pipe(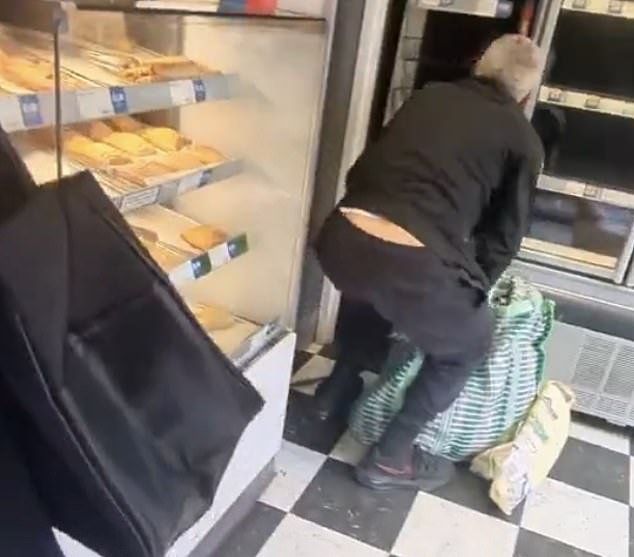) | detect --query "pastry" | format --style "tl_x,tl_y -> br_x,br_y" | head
63,132 -> 131,167
111,160 -> 172,185
122,55 -> 216,83
78,120 -> 114,142
188,145 -> 225,165
109,116 -> 144,133
102,132 -> 156,157
155,151 -> 202,172
1,58 -> 80,91
181,225 -> 228,251
187,302 -> 234,332
140,127 -> 190,151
